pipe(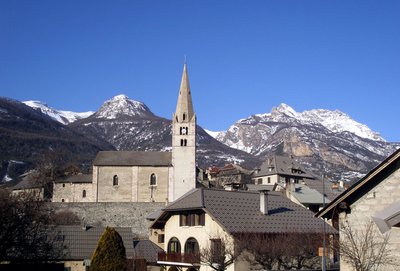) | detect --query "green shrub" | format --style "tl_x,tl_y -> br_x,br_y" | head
90,227 -> 127,271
